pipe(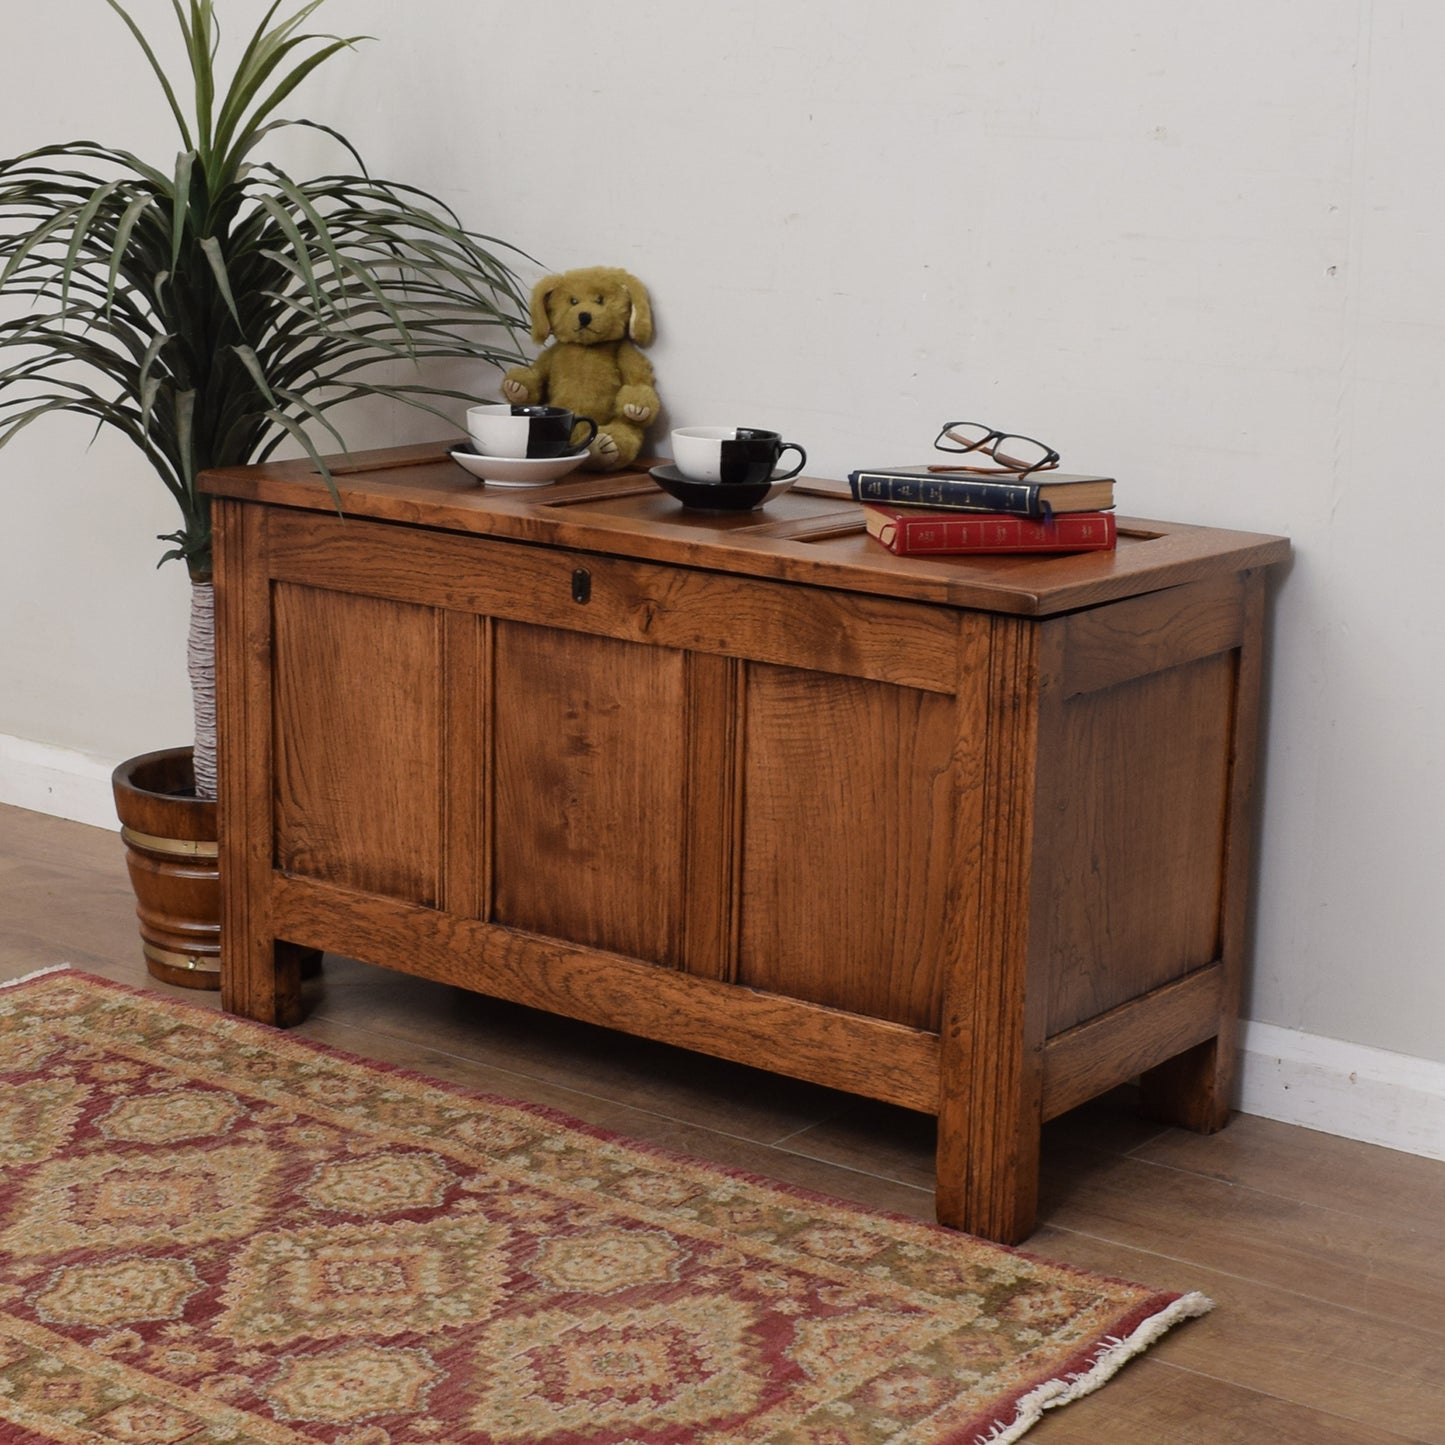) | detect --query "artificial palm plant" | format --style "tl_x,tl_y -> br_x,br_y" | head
0,0 -> 528,798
